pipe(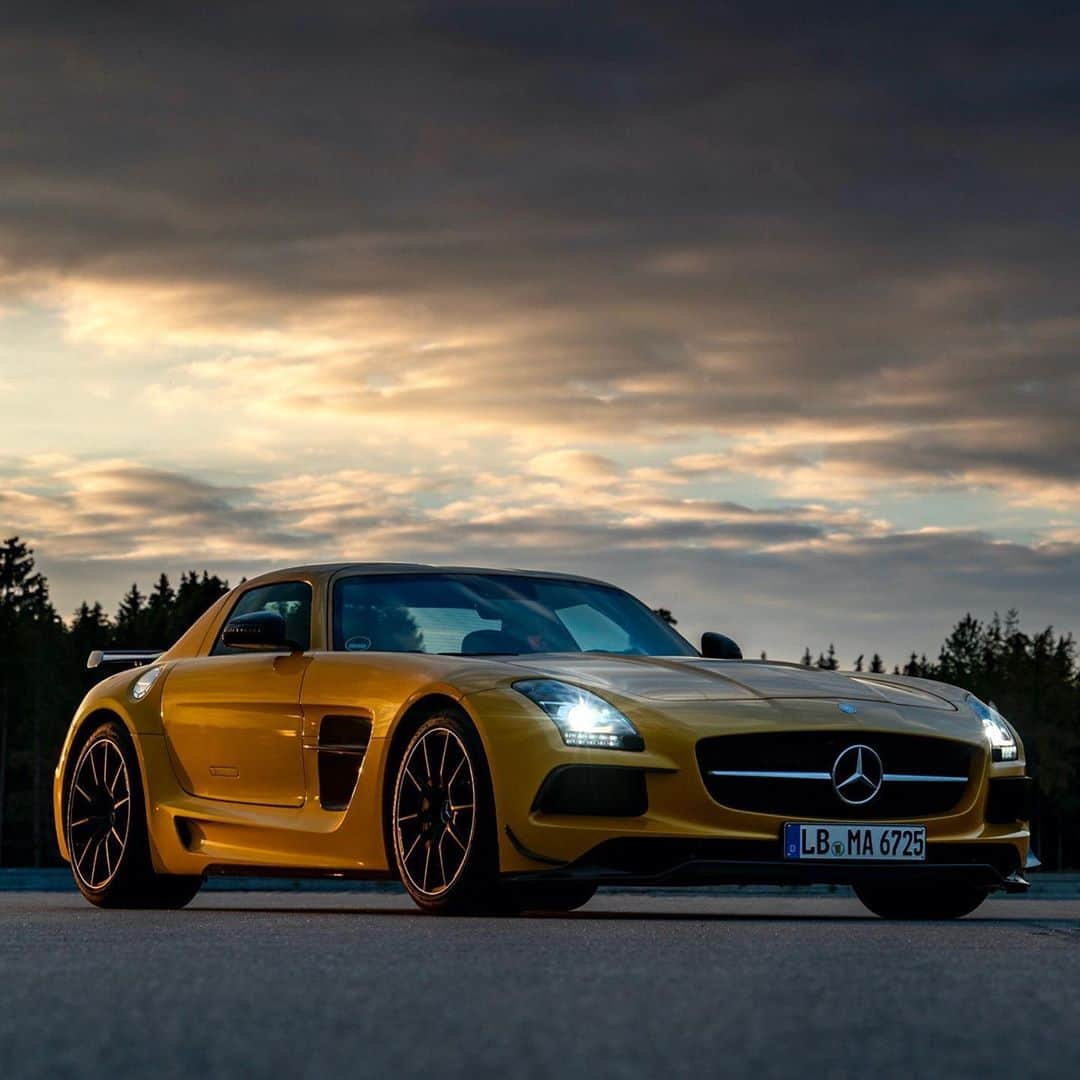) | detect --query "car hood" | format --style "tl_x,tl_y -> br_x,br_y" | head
499,655 -> 959,710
